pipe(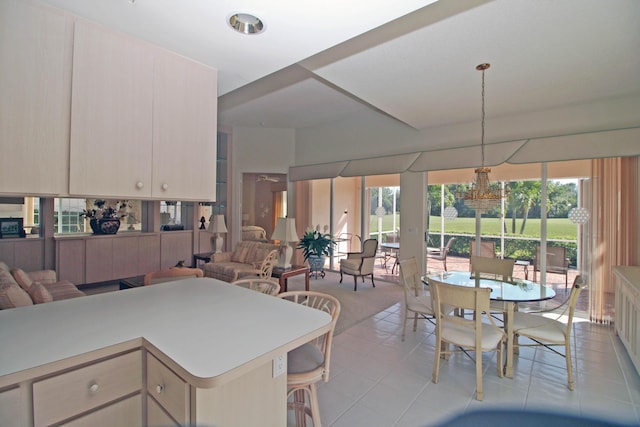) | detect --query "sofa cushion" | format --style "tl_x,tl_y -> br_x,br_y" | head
231,244 -> 251,263
0,269 -> 17,287
11,268 -> 33,291
28,282 -> 54,304
44,280 -> 86,300
0,282 -> 34,309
